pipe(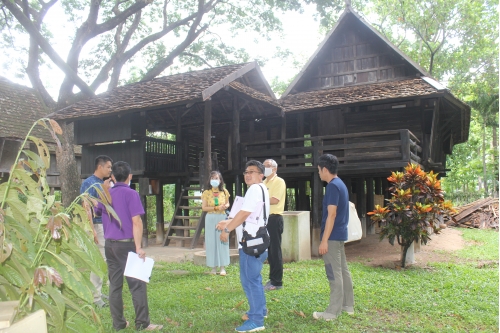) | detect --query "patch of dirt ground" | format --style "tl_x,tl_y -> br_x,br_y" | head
344,227 -> 466,268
